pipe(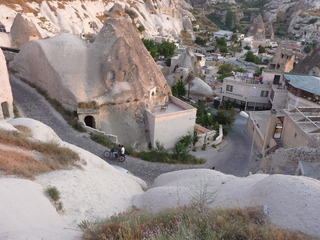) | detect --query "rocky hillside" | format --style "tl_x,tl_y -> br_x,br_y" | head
0,0 -> 195,47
